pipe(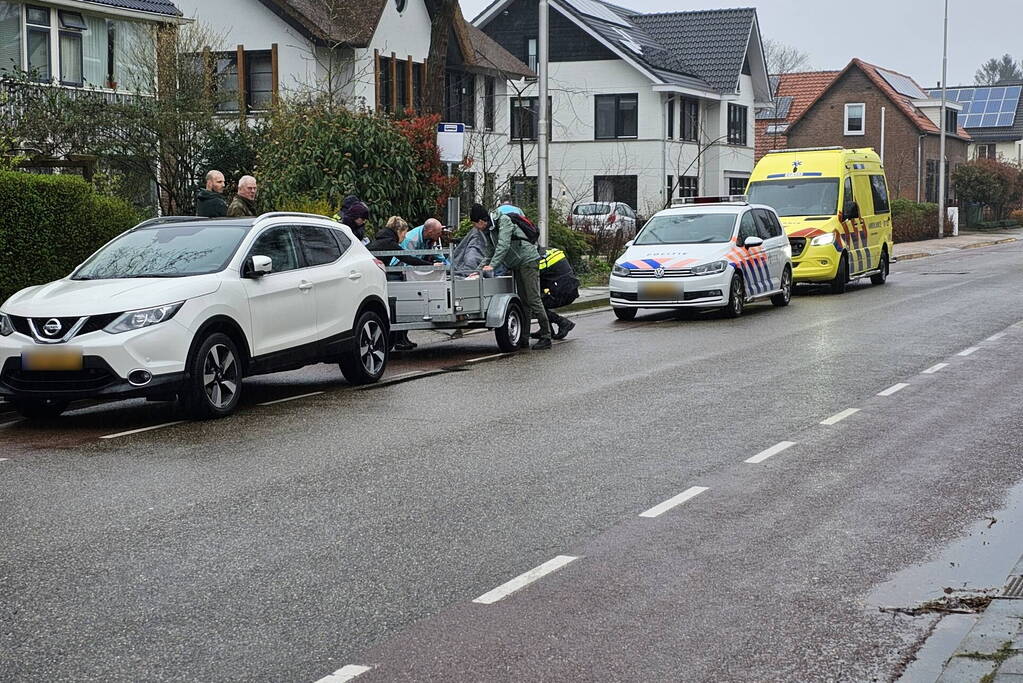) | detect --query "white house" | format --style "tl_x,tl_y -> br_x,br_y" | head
472,0 -> 773,217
